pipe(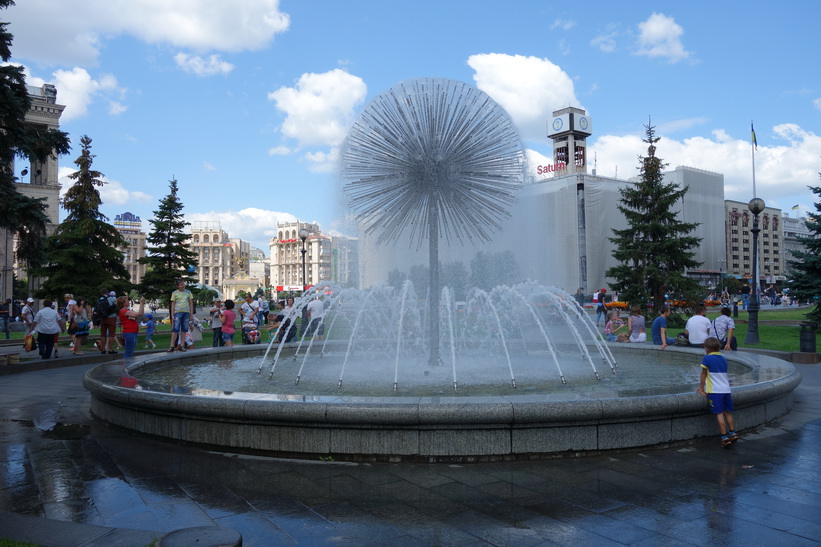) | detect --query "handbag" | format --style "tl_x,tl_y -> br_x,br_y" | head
67,321 -> 79,335
23,333 -> 37,352
674,332 -> 691,346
